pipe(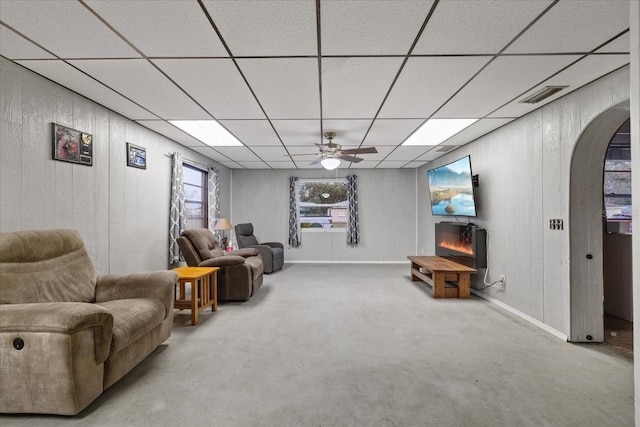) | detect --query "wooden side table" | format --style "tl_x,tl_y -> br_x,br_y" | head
173,266 -> 220,325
